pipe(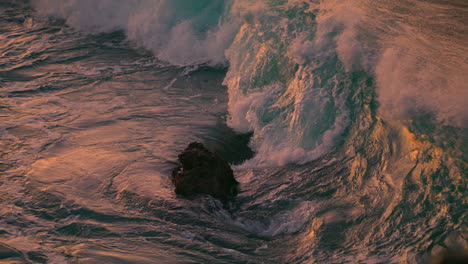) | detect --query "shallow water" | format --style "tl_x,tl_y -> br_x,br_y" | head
1,1 -> 466,263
